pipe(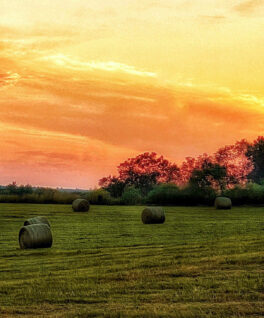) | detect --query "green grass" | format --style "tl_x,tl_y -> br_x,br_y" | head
0,204 -> 264,317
